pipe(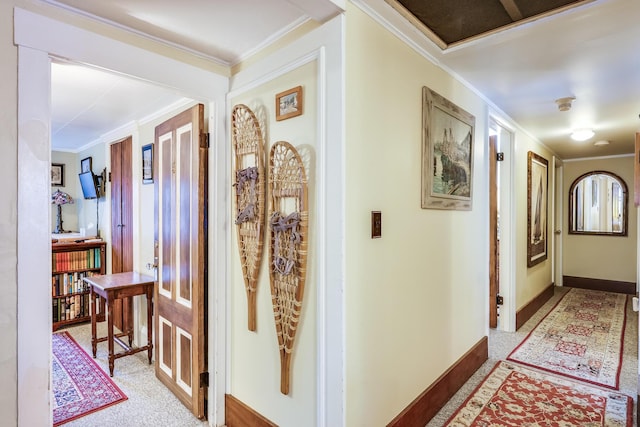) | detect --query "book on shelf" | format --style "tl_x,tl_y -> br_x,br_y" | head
52,247 -> 102,273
